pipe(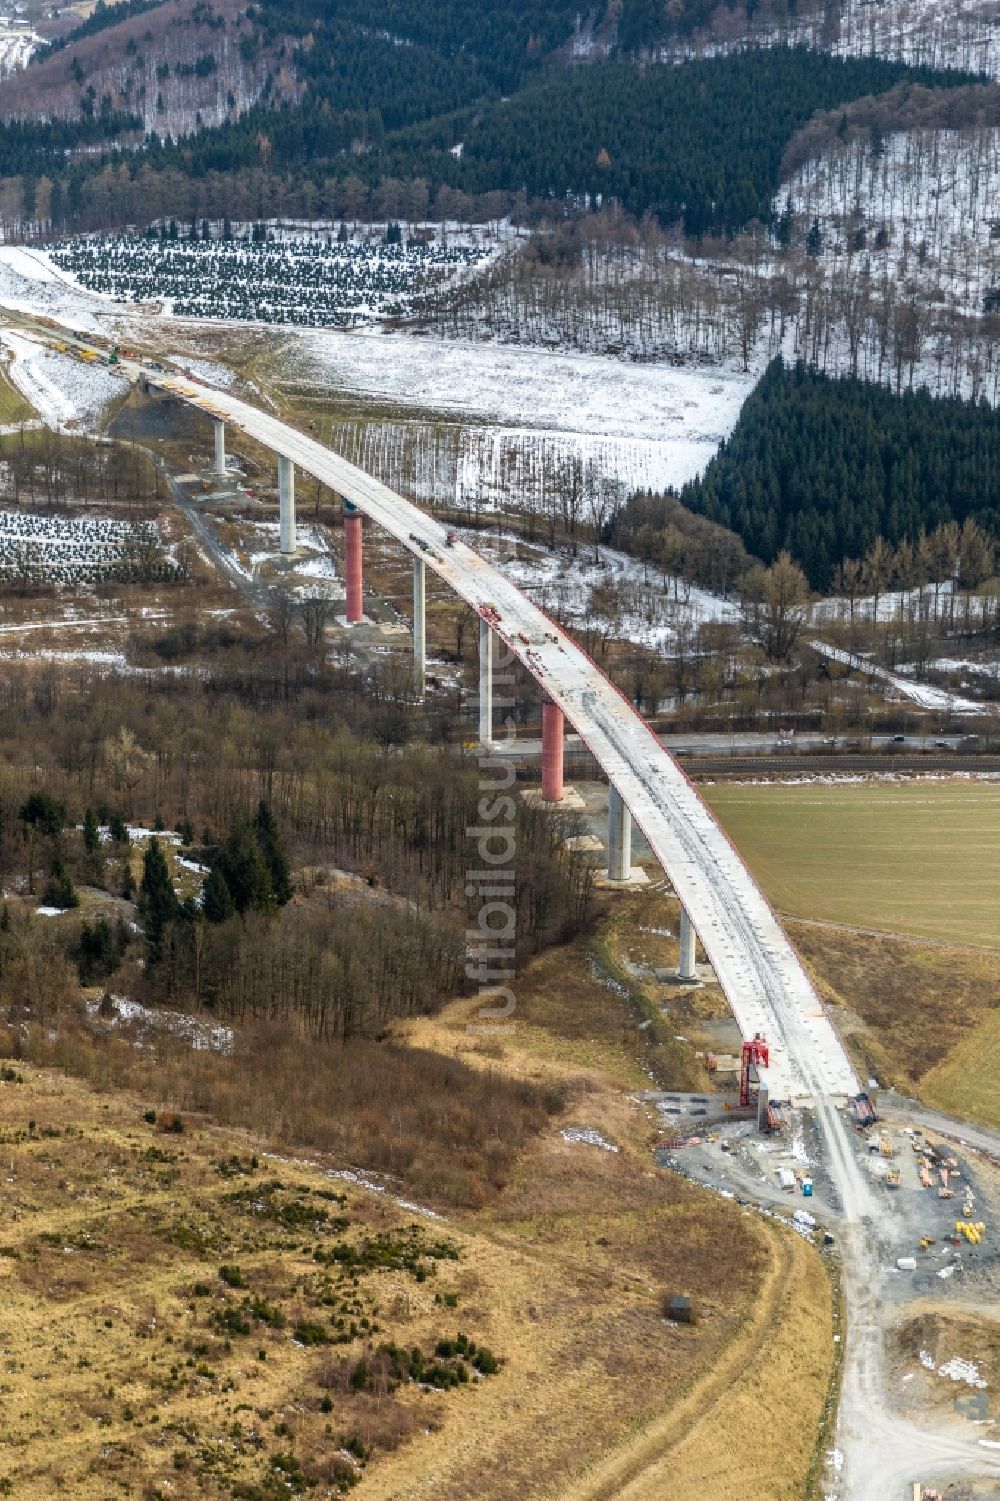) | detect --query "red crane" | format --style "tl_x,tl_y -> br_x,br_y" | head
739,1032 -> 769,1108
